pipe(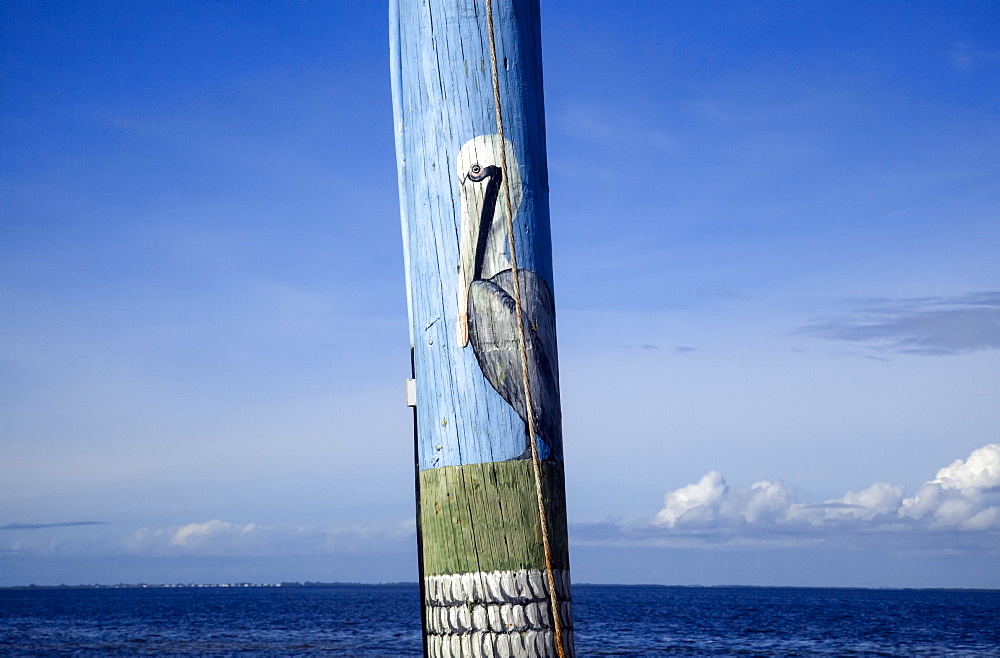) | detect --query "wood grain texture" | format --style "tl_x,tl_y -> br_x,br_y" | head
418,460 -> 569,575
